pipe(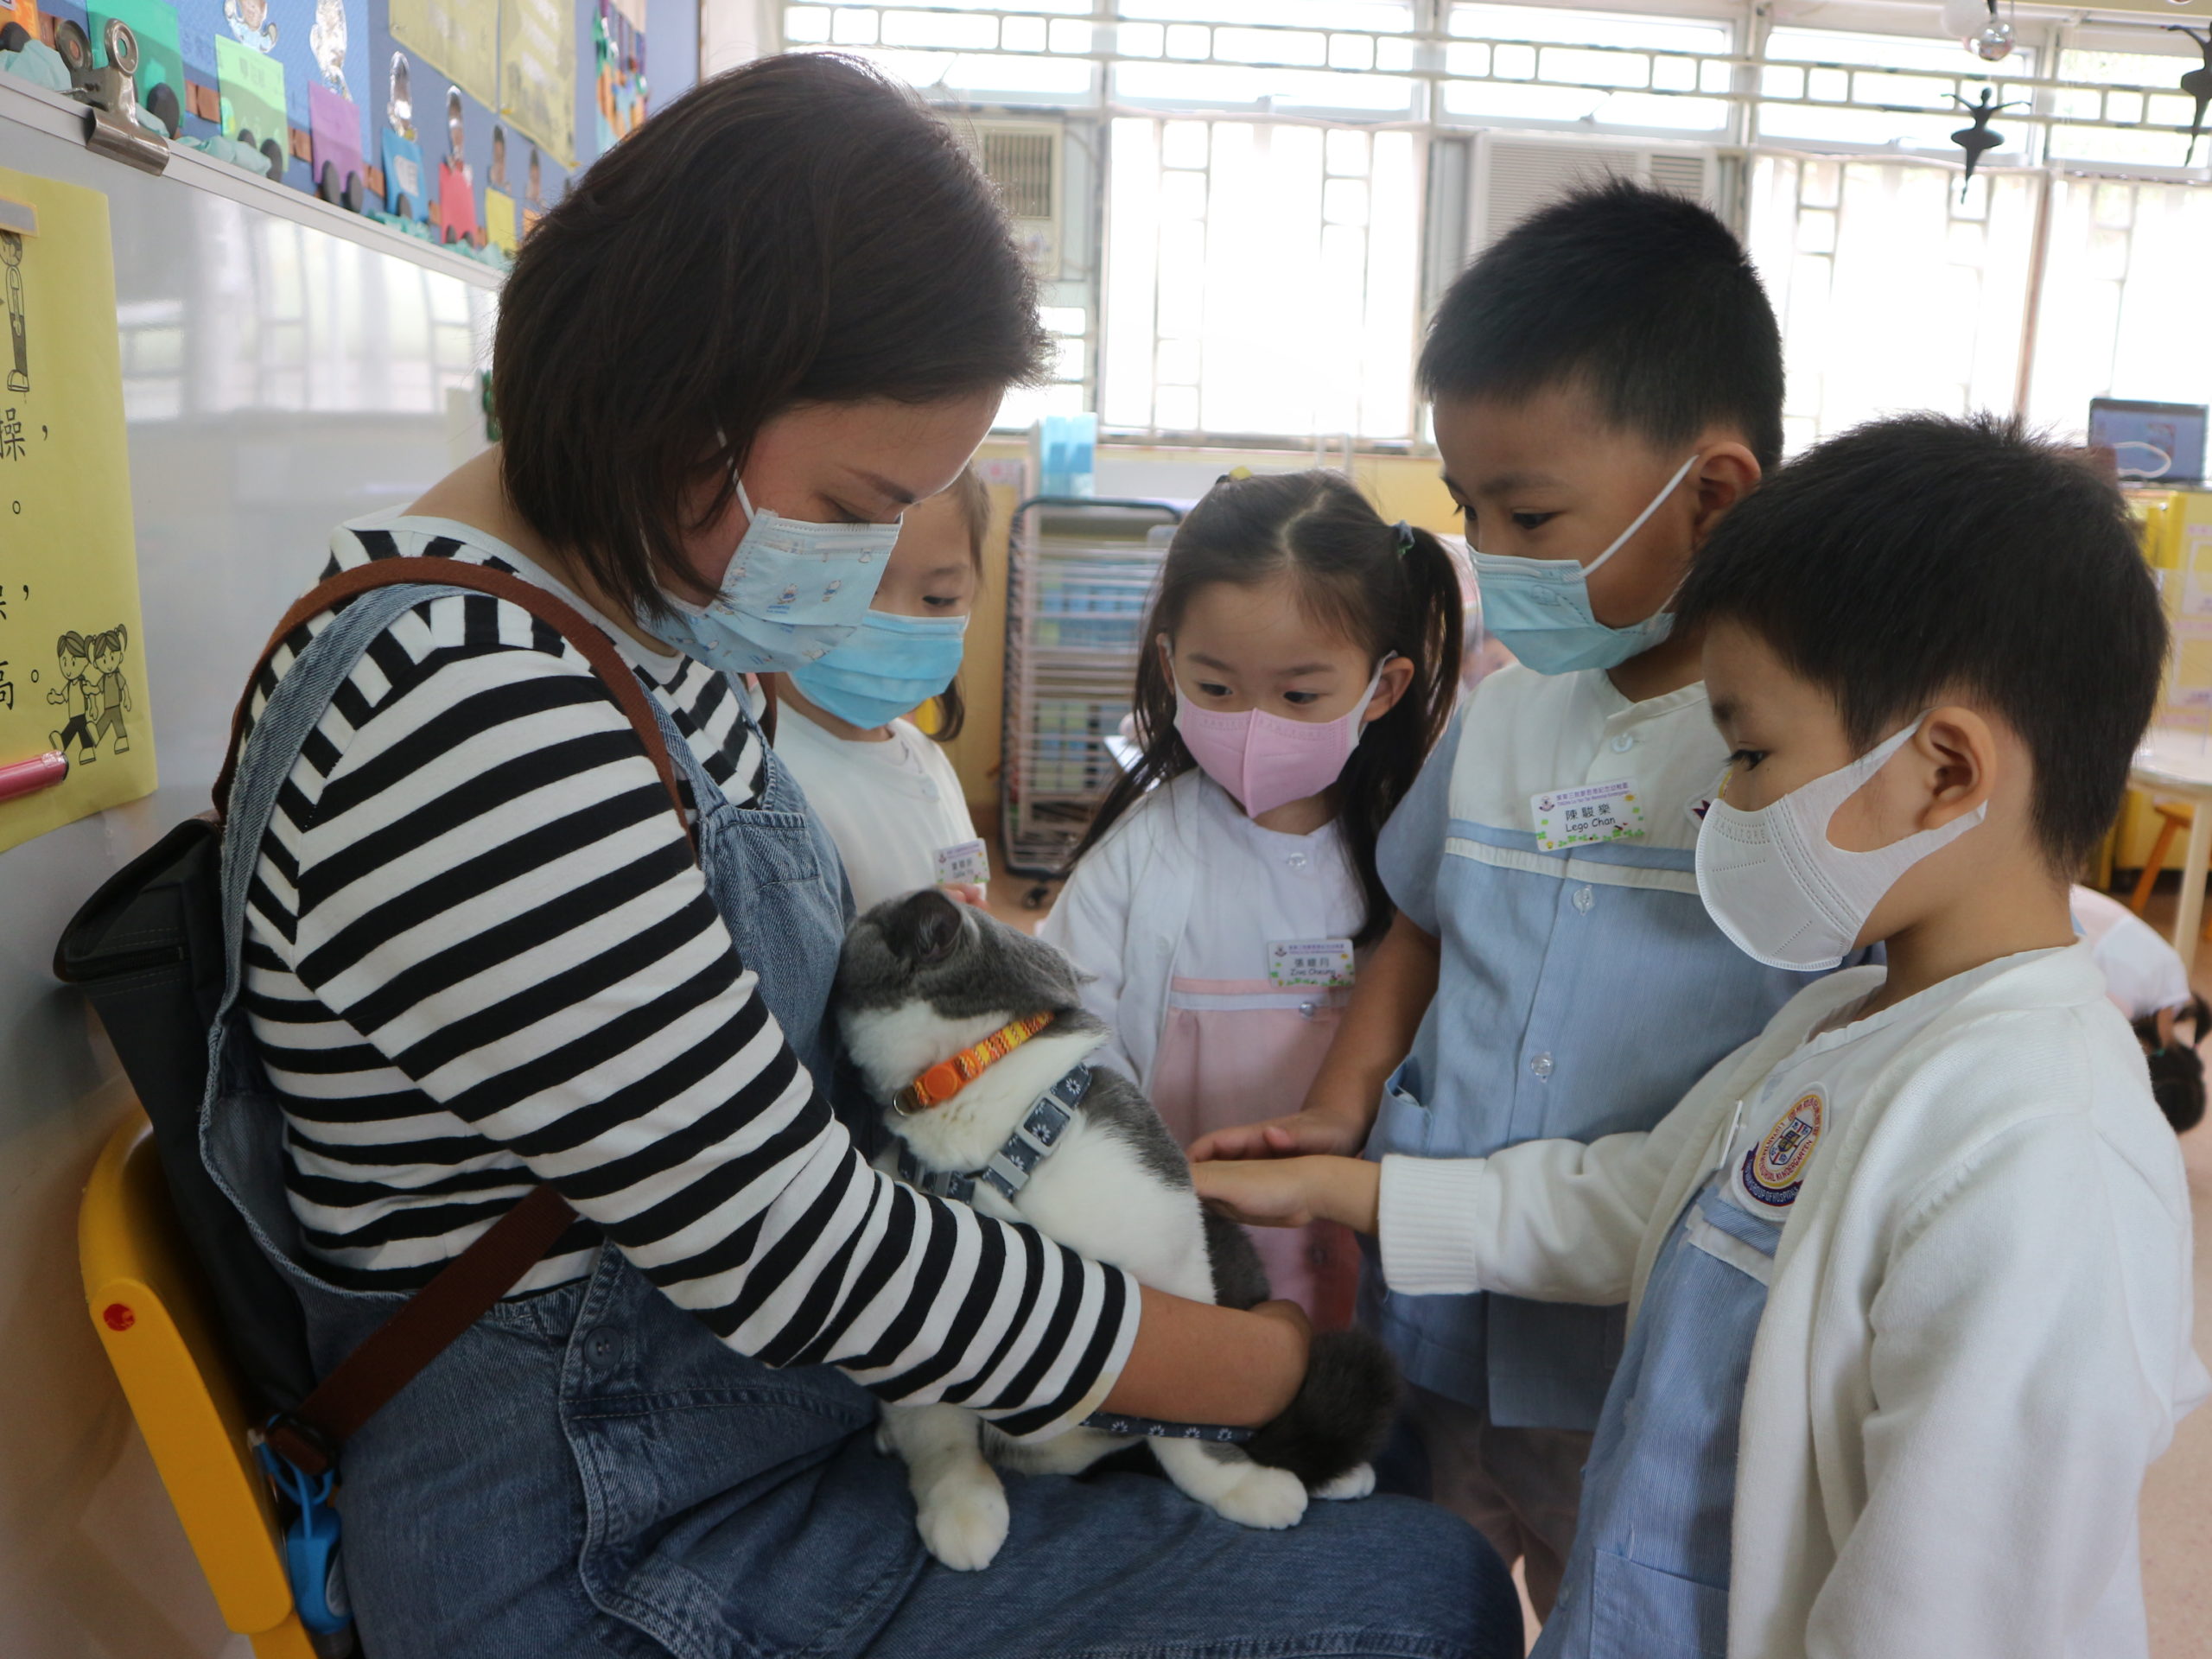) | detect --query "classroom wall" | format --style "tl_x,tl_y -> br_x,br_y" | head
0,86 -> 505,1659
